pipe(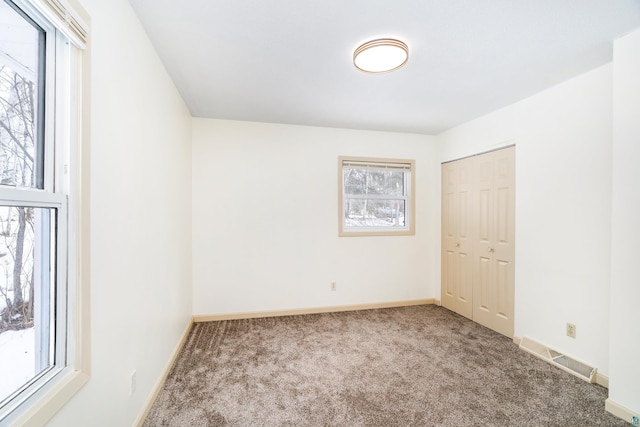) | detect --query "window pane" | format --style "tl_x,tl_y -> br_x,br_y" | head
344,199 -> 406,228
0,1 -> 45,189
344,168 -> 405,196
0,206 -> 54,404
